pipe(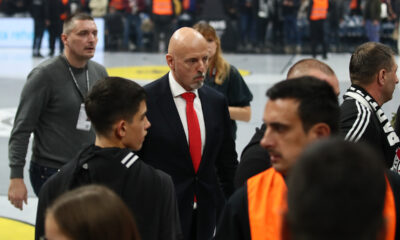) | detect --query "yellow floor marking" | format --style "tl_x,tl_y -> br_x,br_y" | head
0,217 -> 34,240
106,65 -> 250,80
